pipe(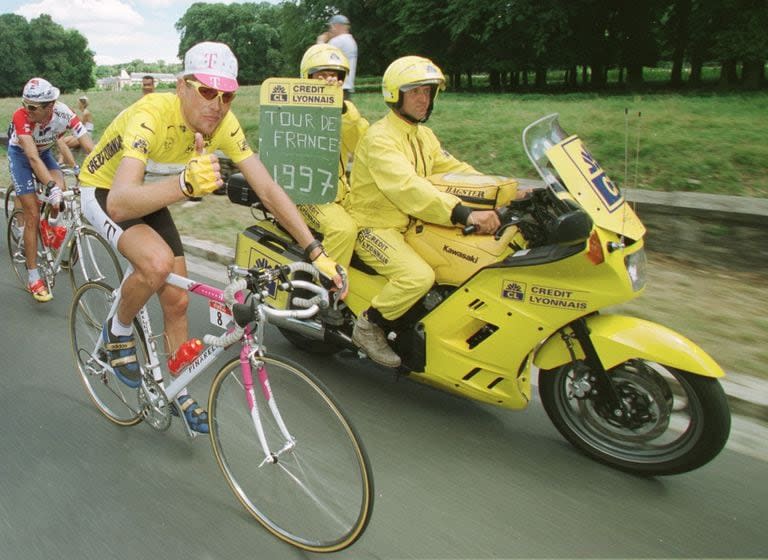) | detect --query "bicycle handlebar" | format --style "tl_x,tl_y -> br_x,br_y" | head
204,261 -> 331,348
